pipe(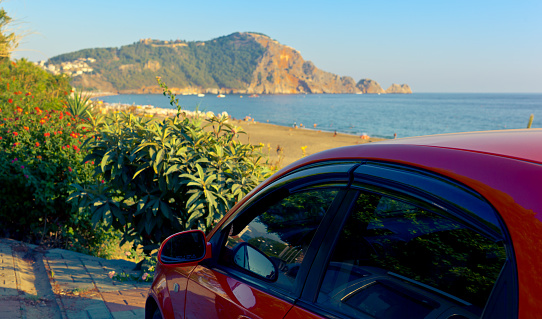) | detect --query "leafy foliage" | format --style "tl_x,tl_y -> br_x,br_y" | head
69,79 -> 274,251
0,58 -> 99,244
49,32 -> 266,91
66,90 -> 93,118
